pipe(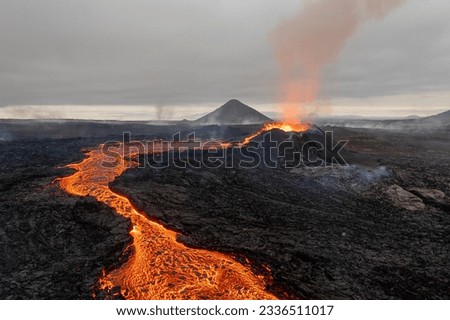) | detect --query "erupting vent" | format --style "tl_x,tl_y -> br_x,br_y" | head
242,122 -> 311,144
